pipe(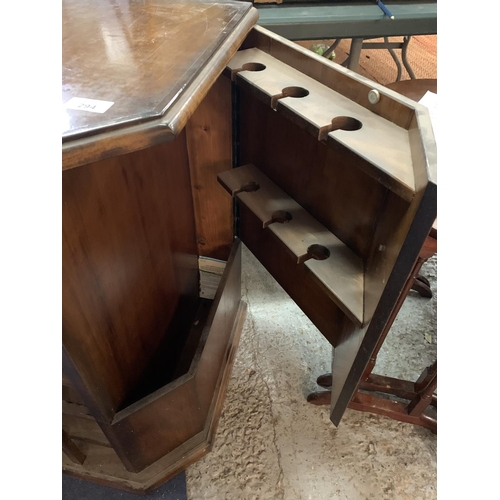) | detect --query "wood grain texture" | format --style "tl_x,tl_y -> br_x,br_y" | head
238,87 -> 388,260
240,26 -> 417,129
186,75 -> 234,260
219,164 -> 364,325
62,0 -> 253,140
63,414 -> 112,448
238,203 -> 346,346
330,181 -> 436,425
63,430 -> 87,465
107,241 -> 242,471
62,2 -> 259,170
63,297 -> 247,493
62,133 -> 199,419
235,29 -> 438,428
227,48 -> 415,199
